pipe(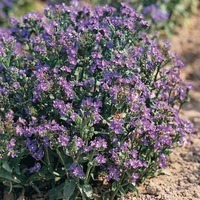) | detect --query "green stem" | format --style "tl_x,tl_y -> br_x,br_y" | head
73,189 -> 80,199
84,162 -> 93,184
44,146 -> 50,166
56,148 -> 66,169
110,171 -> 125,200
152,64 -> 161,84
93,77 -> 97,96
